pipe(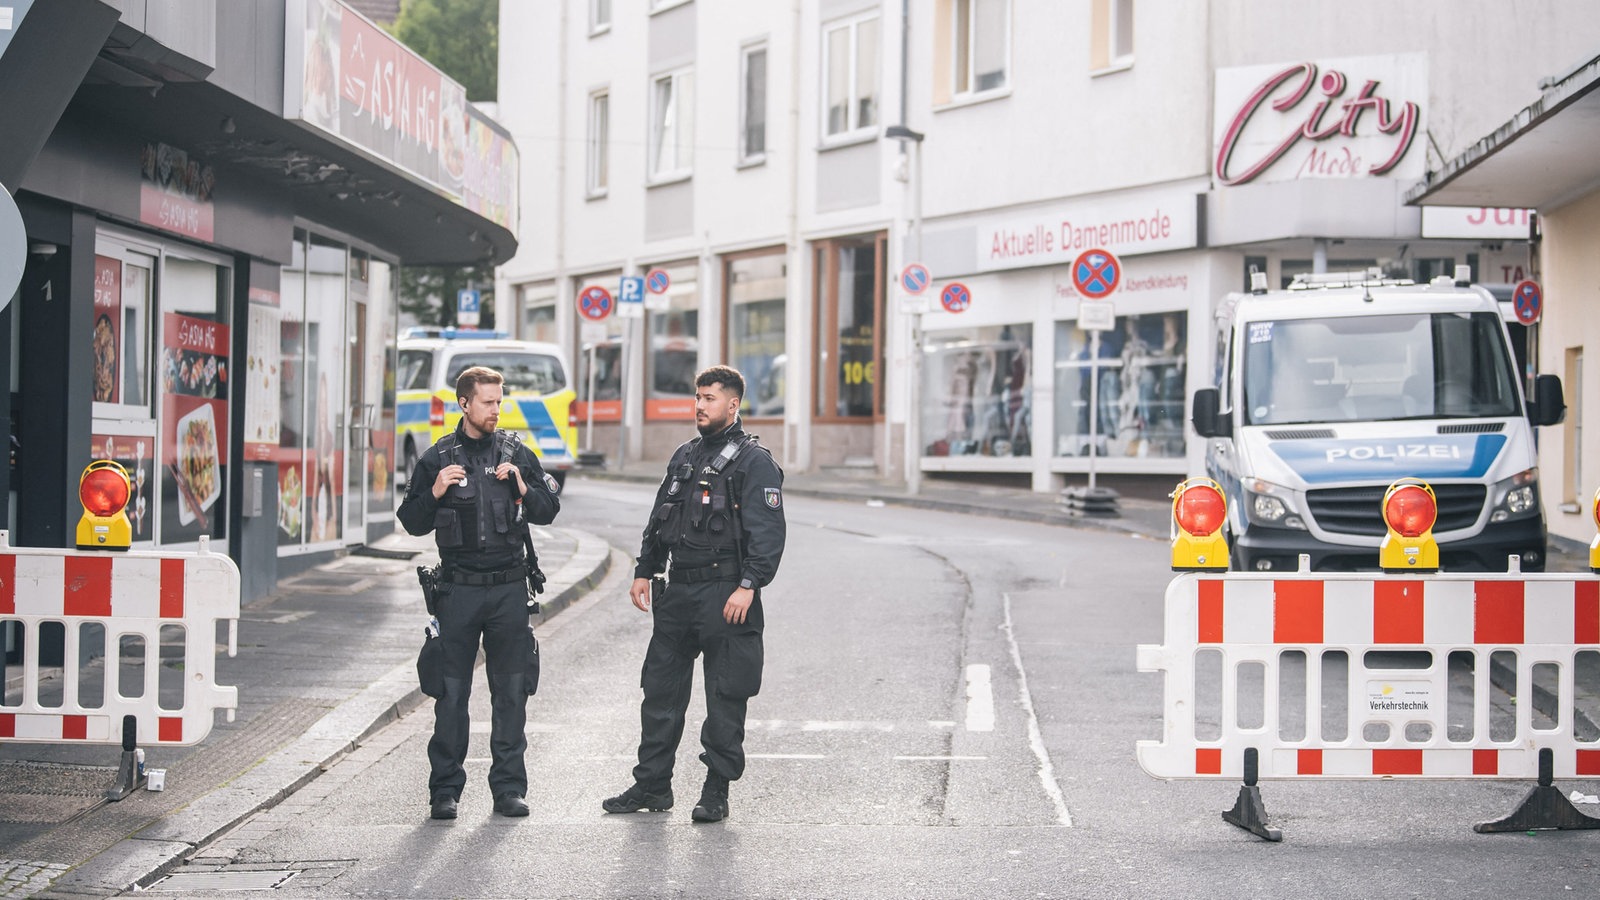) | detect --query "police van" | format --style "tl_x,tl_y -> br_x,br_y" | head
1190,267 -> 1565,572
396,329 -> 578,490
